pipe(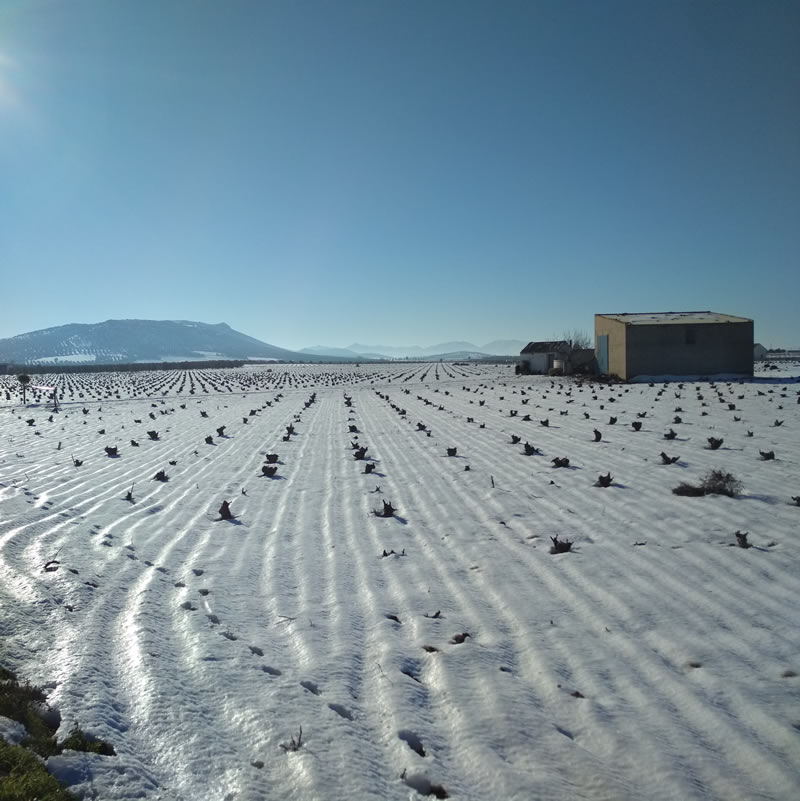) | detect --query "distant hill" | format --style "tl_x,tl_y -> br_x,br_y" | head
309,340 -> 527,359
347,341 -> 476,359
415,351 -> 515,362
480,340 -> 527,355
298,345 -> 372,360
0,320 -> 355,366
